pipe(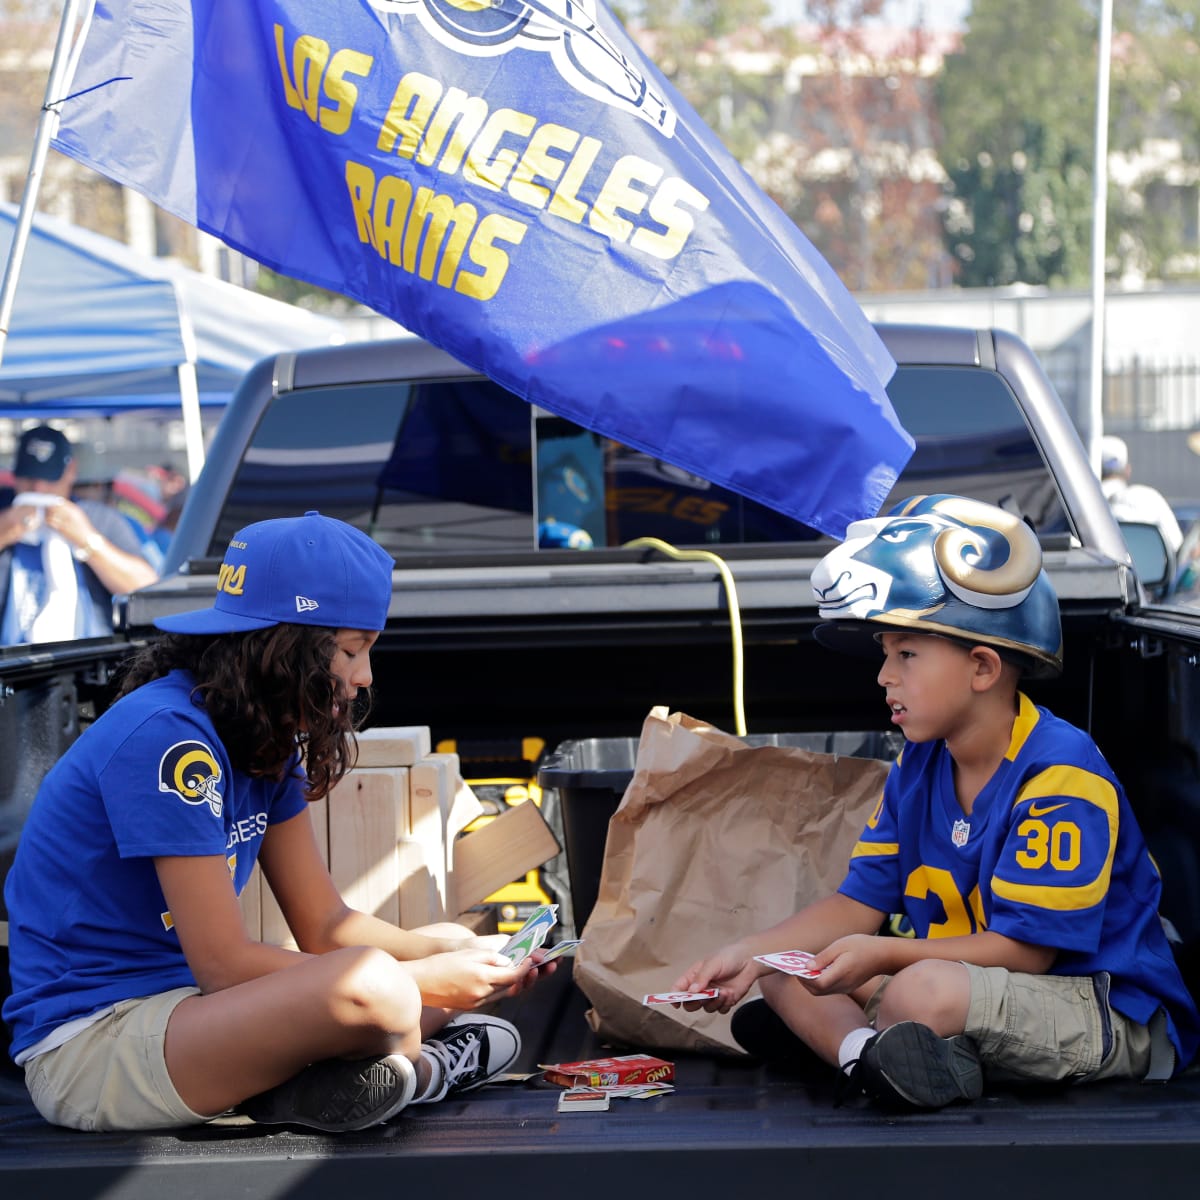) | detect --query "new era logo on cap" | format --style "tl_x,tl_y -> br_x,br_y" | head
295,596 -> 320,614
